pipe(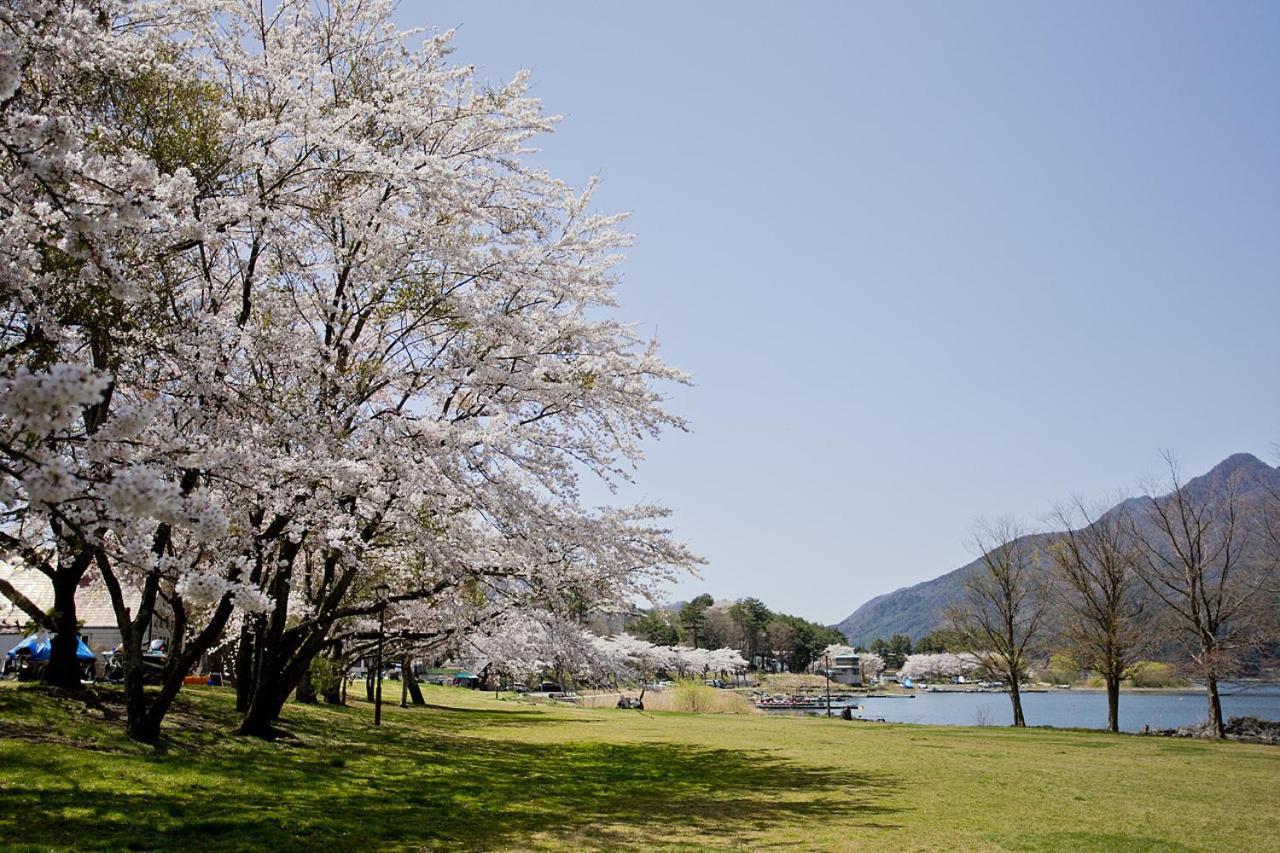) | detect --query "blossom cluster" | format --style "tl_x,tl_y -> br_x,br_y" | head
899,653 -> 980,681
0,364 -> 110,434
176,570 -> 273,614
